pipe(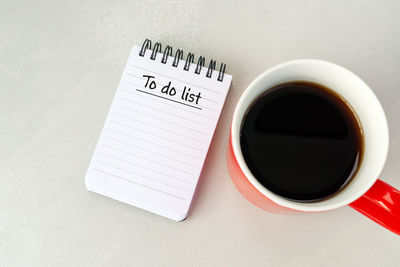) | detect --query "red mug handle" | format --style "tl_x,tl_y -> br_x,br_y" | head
349,179 -> 400,235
